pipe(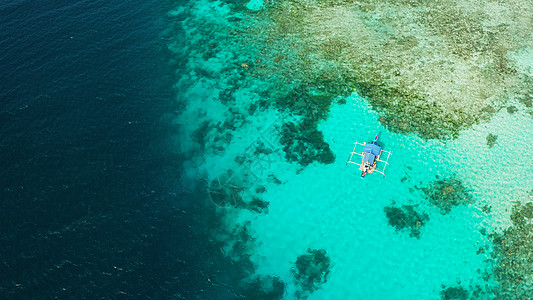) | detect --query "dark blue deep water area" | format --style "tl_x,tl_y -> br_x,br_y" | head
0,0 -> 251,298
